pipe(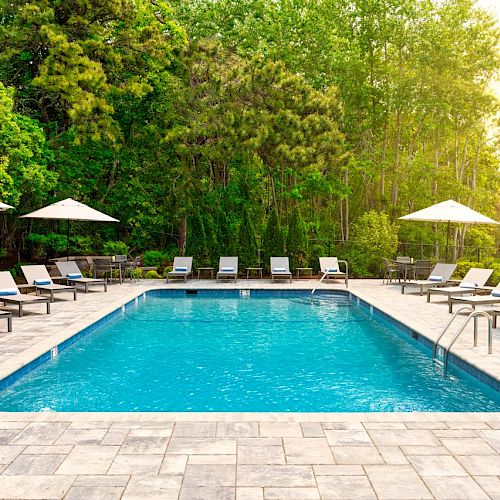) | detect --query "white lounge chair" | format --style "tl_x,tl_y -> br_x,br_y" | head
167,257 -> 193,283
319,257 -> 348,287
270,257 -> 292,283
21,265 -> 77,302
217,257 -> 238,283
427,268 -> 494,312
0,271 -> 50,316
401,263 -> 457,295
56,261 -> 107,293
449,281 -> 500,313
